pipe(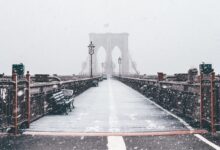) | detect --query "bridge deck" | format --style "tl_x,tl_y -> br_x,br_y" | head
27,78 -> 187,132
2,79 -> 218,150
